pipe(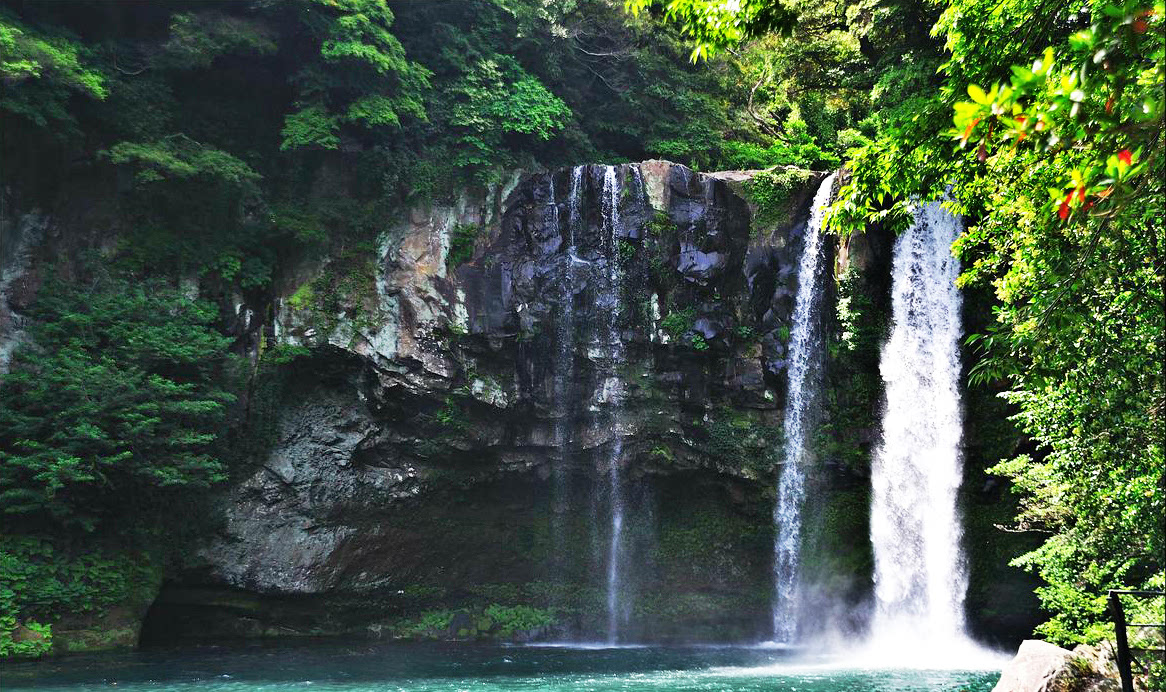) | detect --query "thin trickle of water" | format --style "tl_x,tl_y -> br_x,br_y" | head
600,165 -> 628,644
771,173 -> 836,643
568,165 -> 583,253
551,173 -> 573,574
868,201 -> 969,649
